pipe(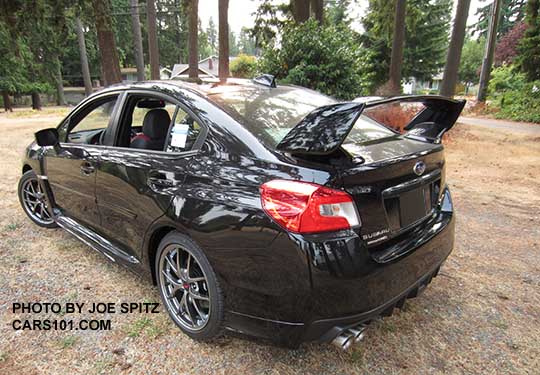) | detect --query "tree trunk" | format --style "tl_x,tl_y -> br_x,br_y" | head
2,92 -> 12,112
292,0 -> 310,23
75,17 -> 93,96
147,0 -> 160,80
218,0 -> 230,81
130,0 -> 145,81
478,0 -> 502,102
188,0 -> 199,79
386,0 -> 407,95
440,0 -> 471,97
31,92 -> 42,111
55,57 -> 66,105
310,0 -> 323,23
92,0 -> 122,86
